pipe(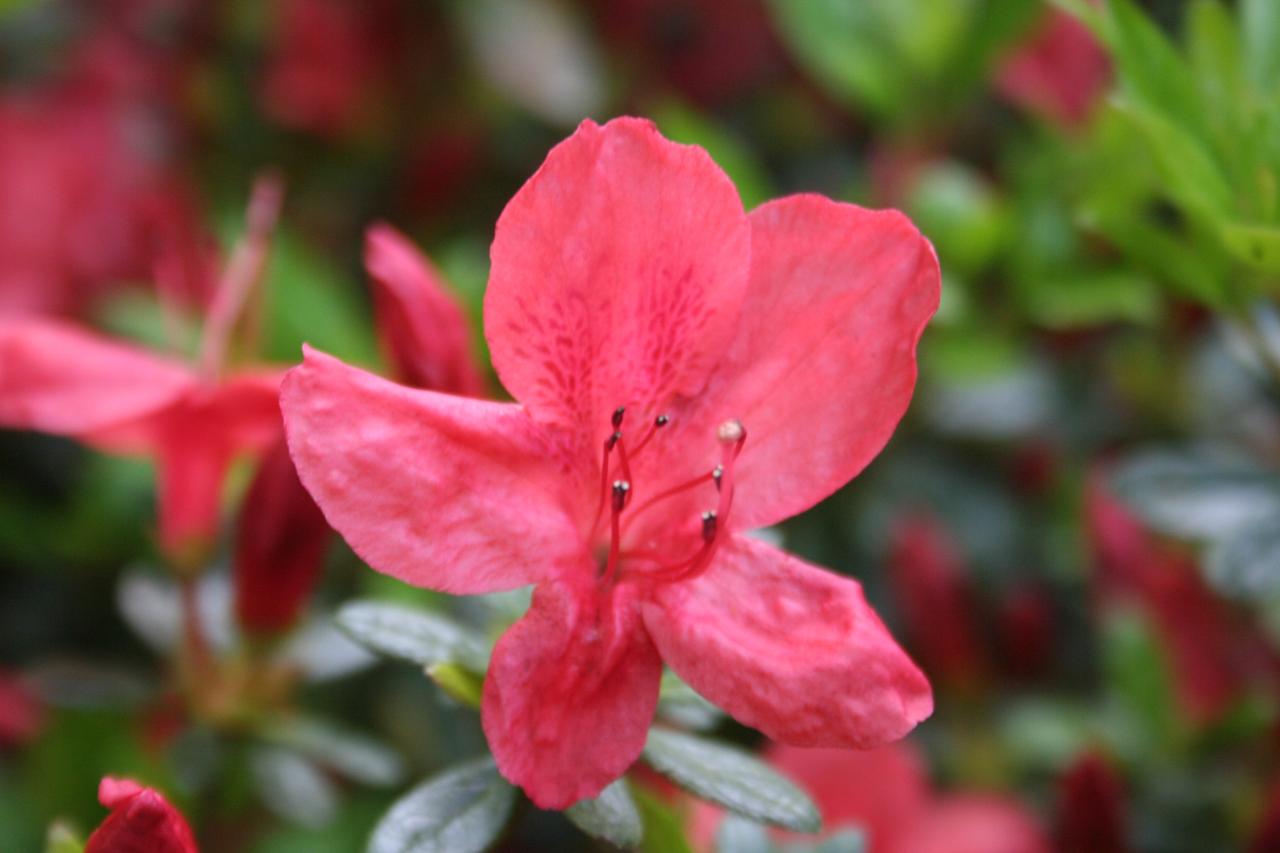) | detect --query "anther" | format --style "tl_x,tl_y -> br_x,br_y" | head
717,418 -> 745,444
606,431 -> 622,450
612,480 -> 631,512
712,465 -> 724,491
655,414 -> 670,428
700,510 -> 718,543
611,407 -> 626,429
